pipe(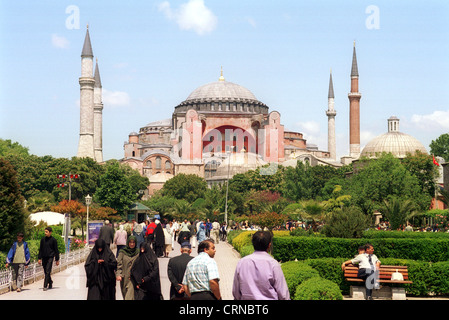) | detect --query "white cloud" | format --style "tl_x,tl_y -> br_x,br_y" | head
102,89 -> 131,107
51,34 -> 70,49
158,0 -> 218,35
411,109 -> 449,131
246,17 -> 257,28
296,120 -> 320,135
